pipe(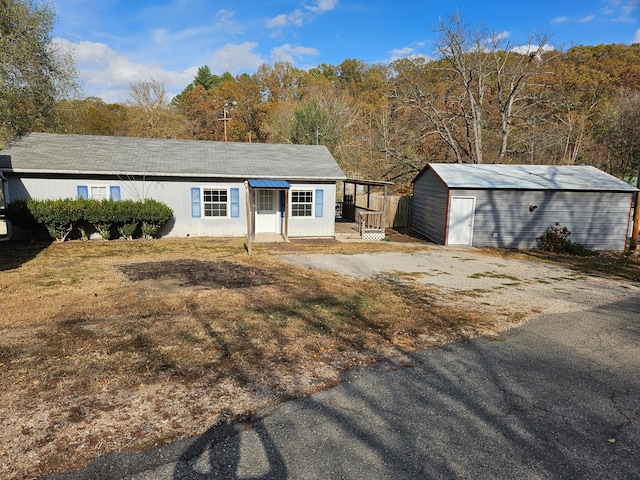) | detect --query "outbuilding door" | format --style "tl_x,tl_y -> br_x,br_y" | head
448,196 -> 475,245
